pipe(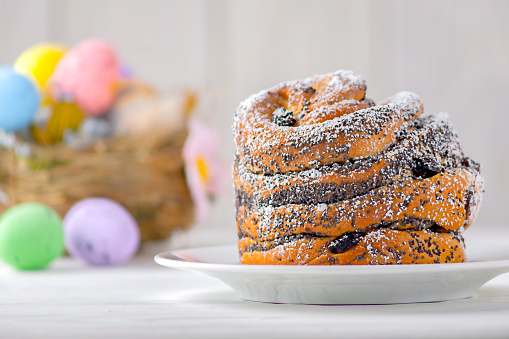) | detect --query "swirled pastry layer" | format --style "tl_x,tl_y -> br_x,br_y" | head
232,70 -> 483,265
